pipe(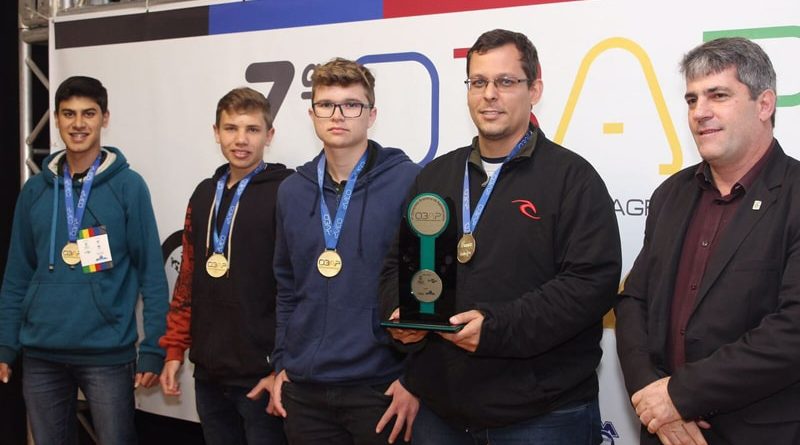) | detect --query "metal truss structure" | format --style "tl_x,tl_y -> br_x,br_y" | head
17,0 -> 190,184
